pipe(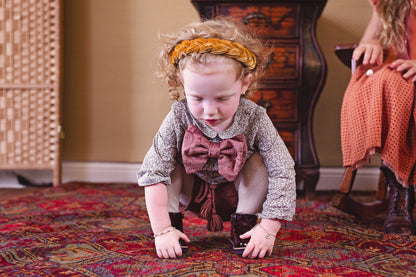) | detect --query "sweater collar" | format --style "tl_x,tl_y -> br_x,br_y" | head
184,98 -> 251,140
